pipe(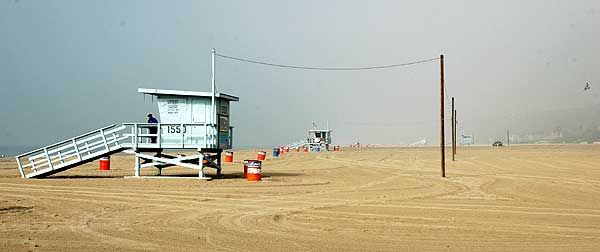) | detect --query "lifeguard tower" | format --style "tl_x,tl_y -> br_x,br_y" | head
307,128 -> 333,151
126,88 -> 239,178
14,88 -> 238,179
15,49 -> 239,179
